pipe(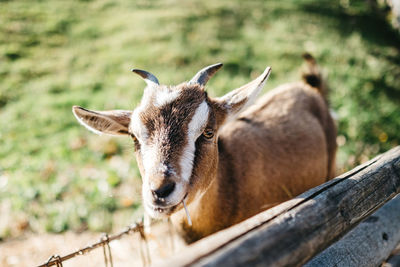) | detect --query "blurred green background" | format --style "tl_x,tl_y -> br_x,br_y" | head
0,0 -> 399,239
